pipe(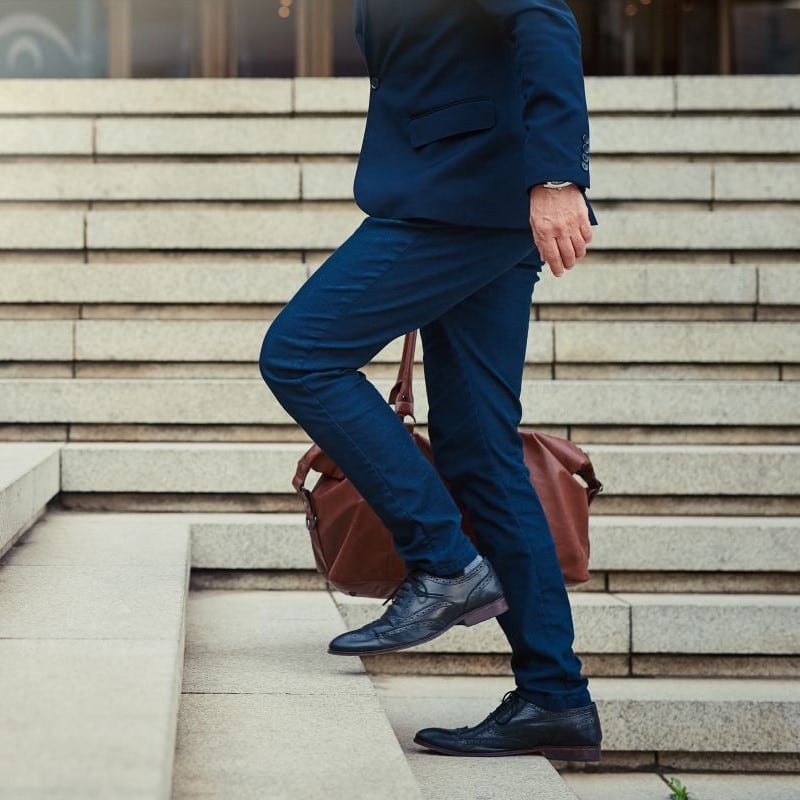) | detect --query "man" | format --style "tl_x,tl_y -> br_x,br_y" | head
259,0 -> 602,761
